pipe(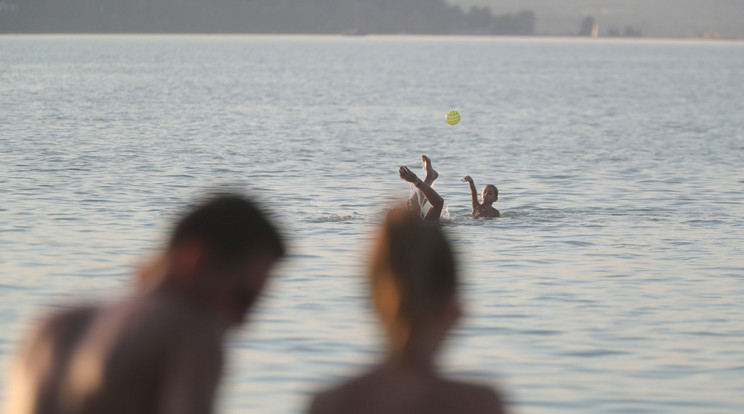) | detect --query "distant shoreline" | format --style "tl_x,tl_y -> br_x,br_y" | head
1,33 -> 742,44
